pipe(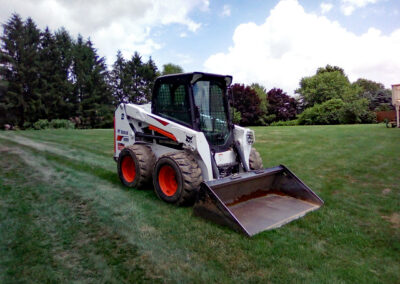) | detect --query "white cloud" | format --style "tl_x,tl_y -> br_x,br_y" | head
320,2 -> 333,14
0,0 -> 208,64
222,5 -> 231,17
204,0 -> 400,95
340,0 -> 378,15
